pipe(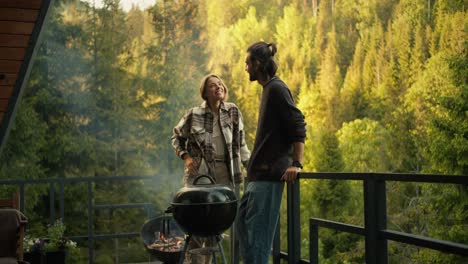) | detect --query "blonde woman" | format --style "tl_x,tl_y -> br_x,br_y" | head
171,73 -> 250,263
